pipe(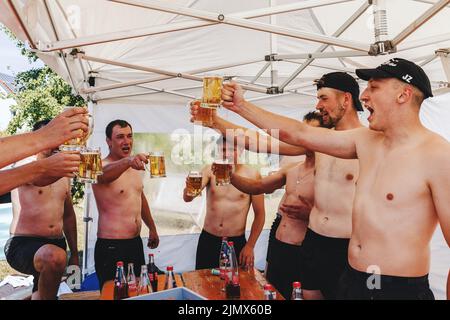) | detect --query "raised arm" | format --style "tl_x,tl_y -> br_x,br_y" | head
231,168 -> 287,195
222,82 -> 359,159
97,153 -> 147,184
0,107 -> 88,168
0,152 -> 80,195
